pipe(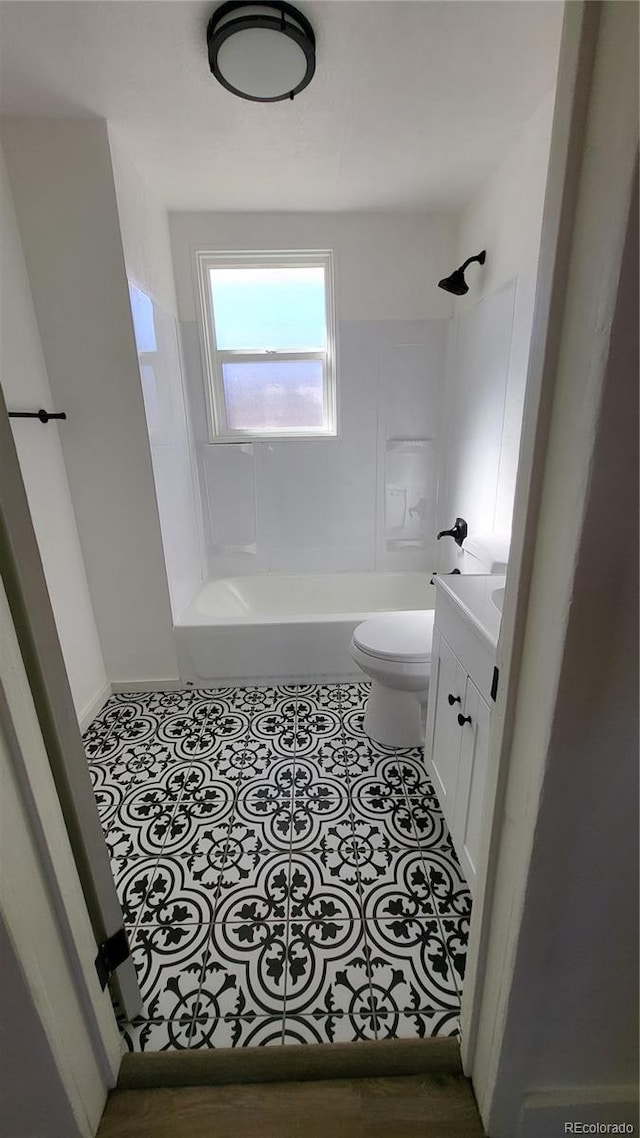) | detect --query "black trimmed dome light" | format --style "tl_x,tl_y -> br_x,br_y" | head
206,2 -> 316,102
